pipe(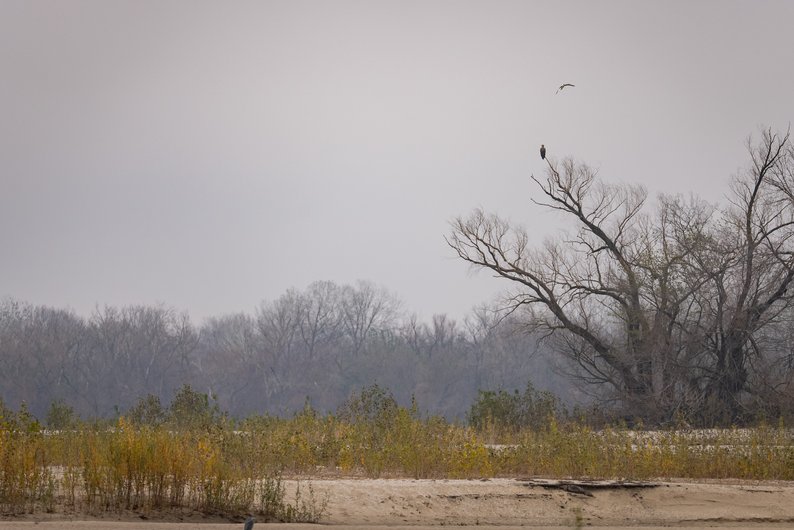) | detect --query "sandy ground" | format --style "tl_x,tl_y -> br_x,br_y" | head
3,478 -> 794,528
